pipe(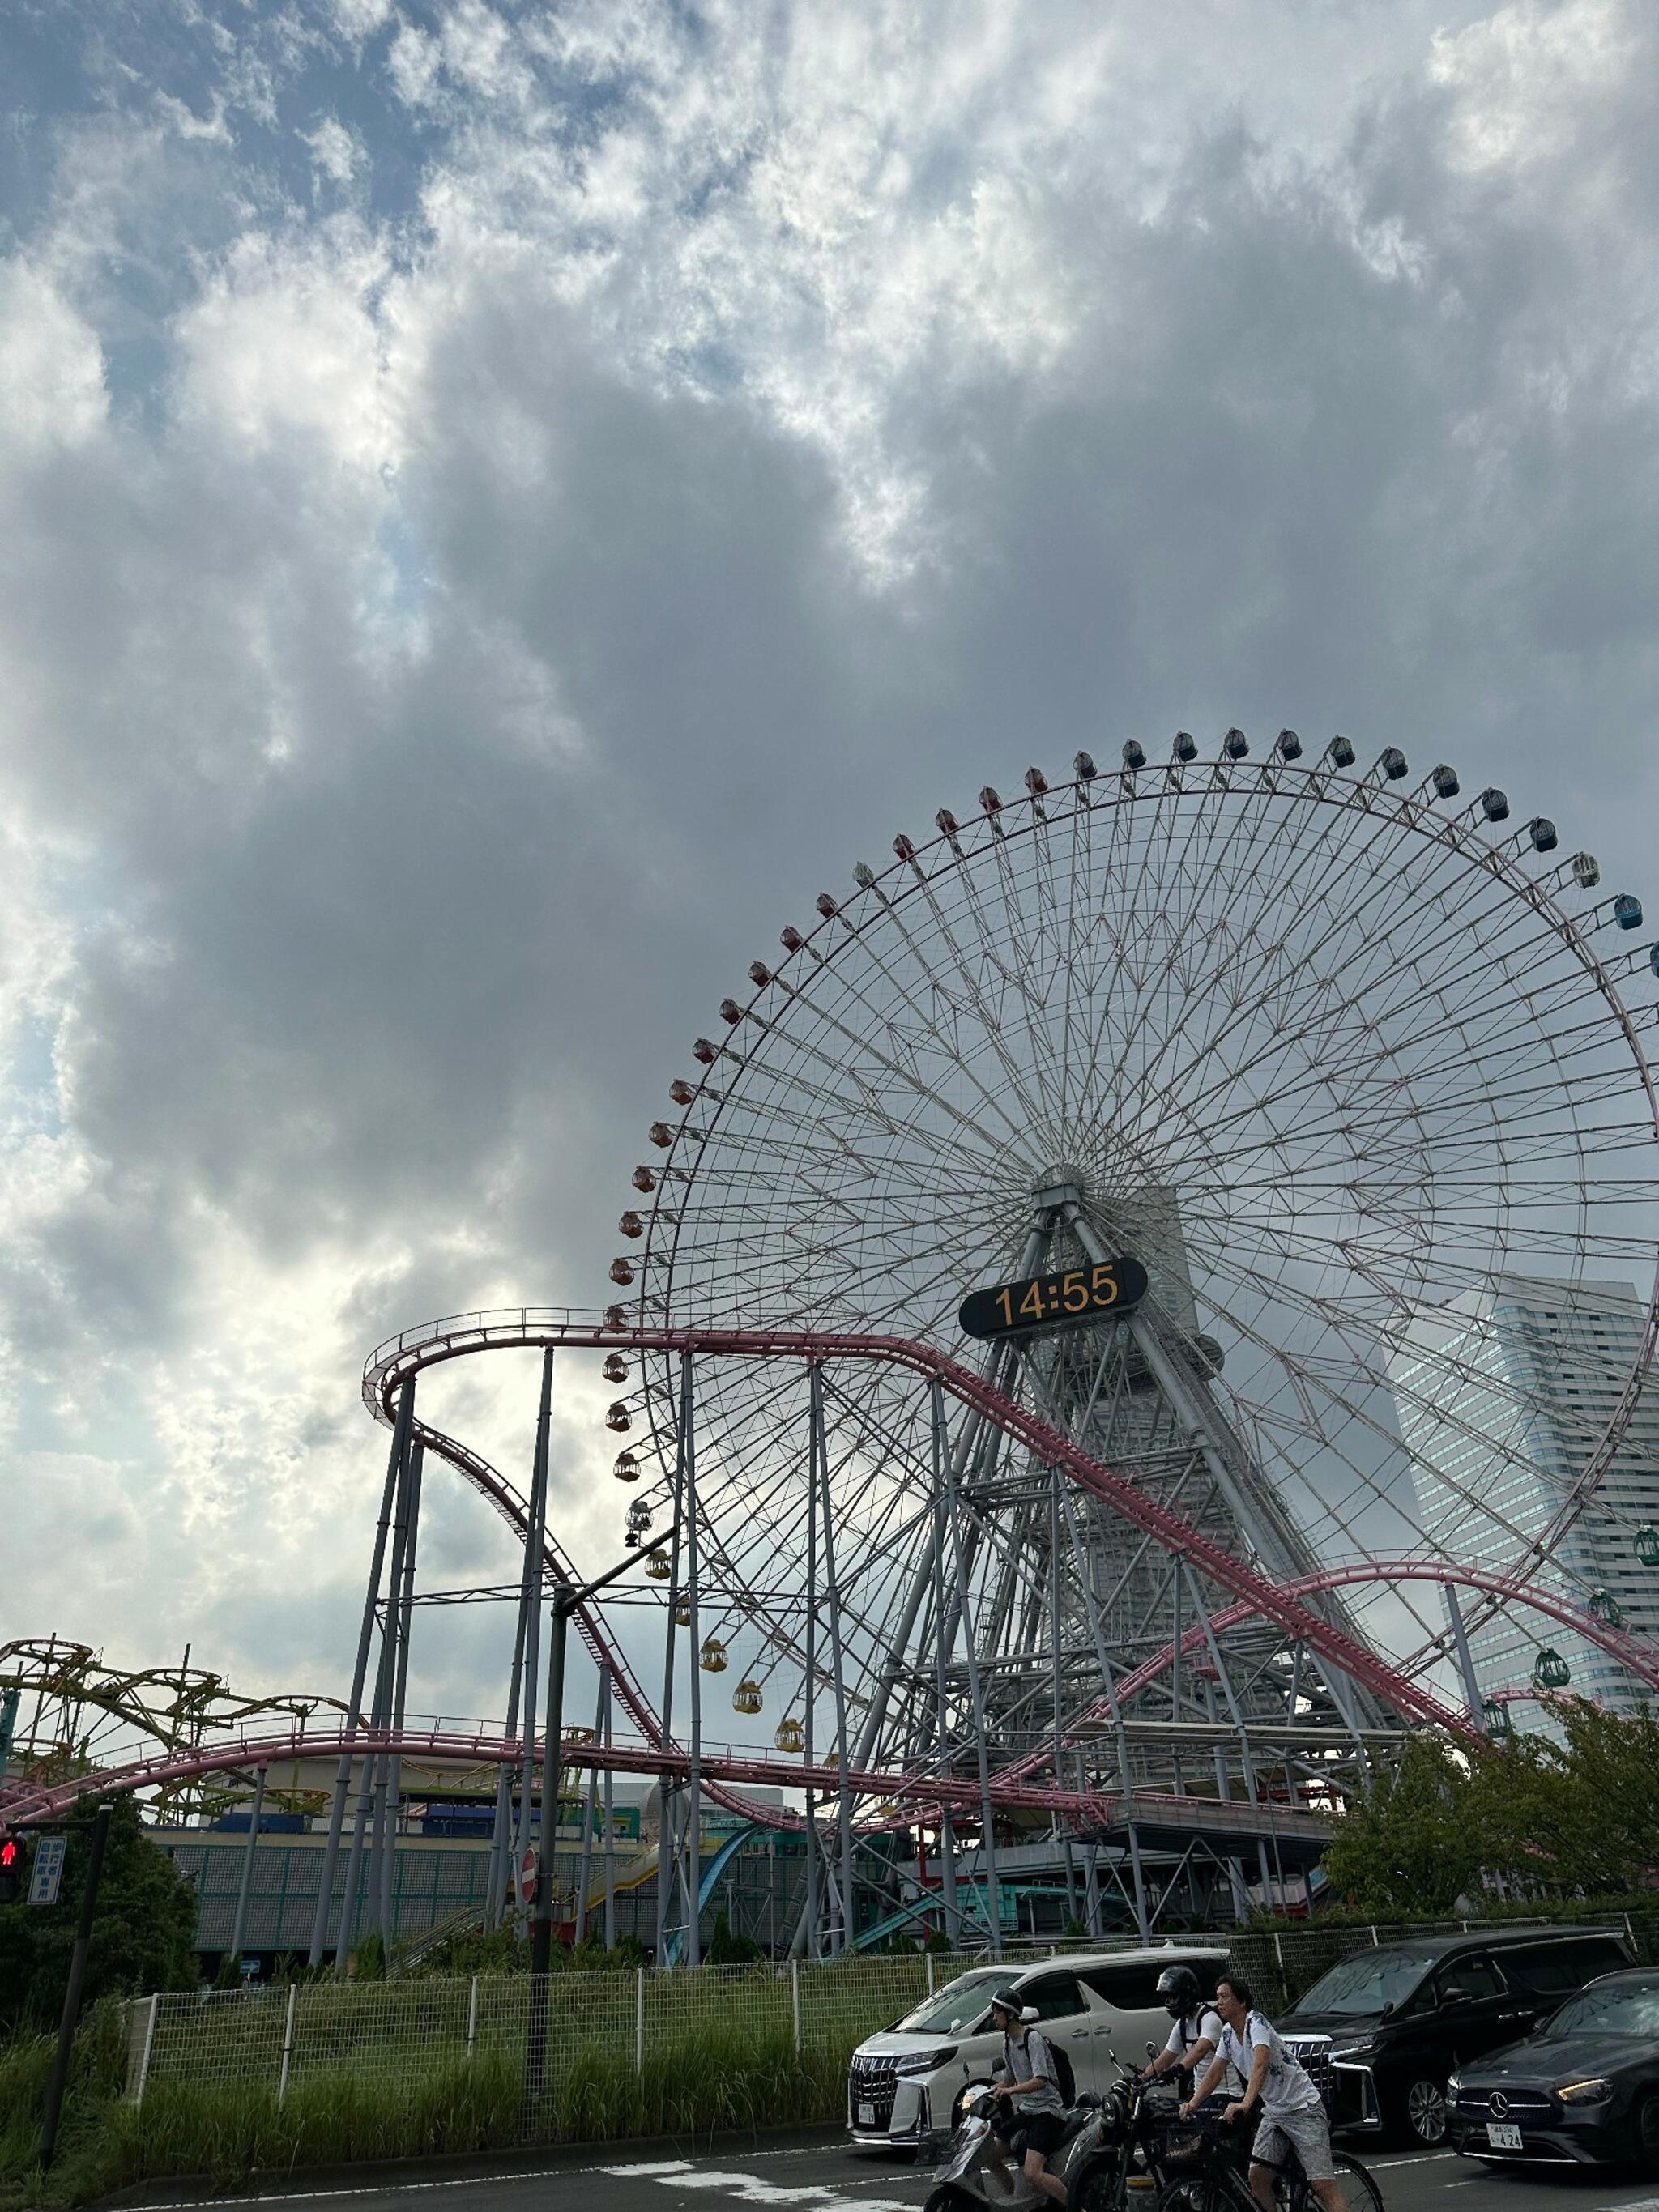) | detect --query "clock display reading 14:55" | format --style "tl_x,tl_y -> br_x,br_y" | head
957,1256 -> 1149,1341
